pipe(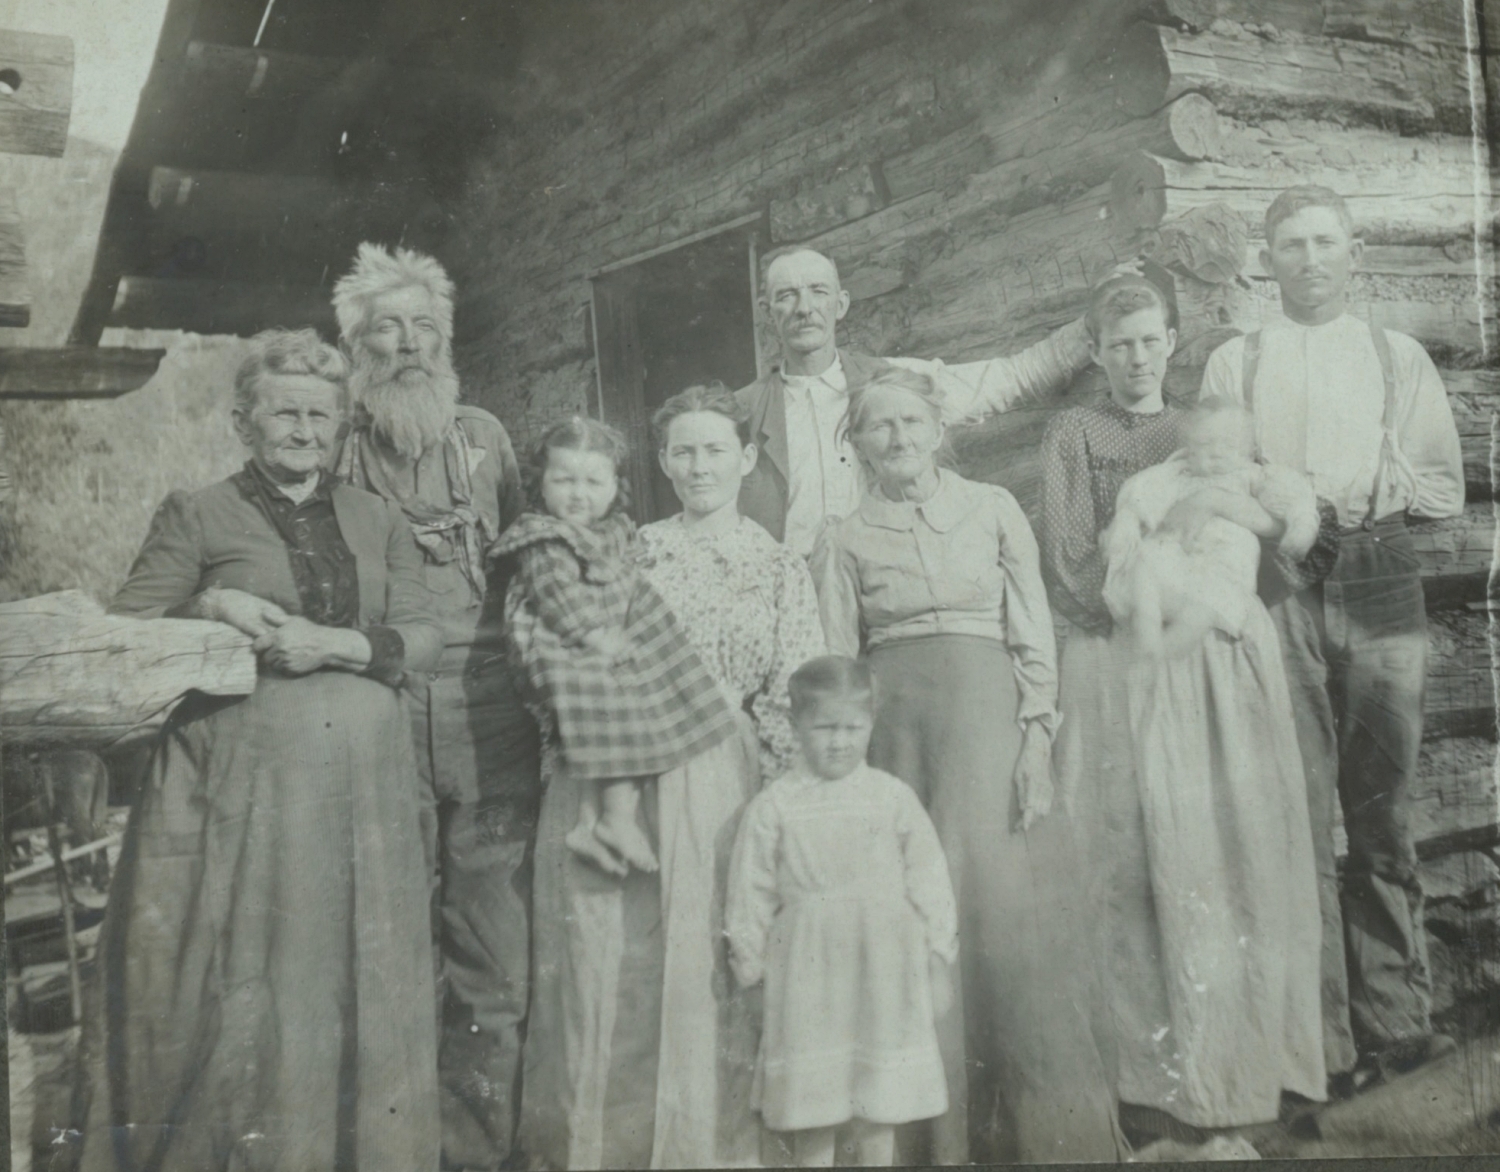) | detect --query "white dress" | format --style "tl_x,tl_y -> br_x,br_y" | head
725,764 -> 958,1131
